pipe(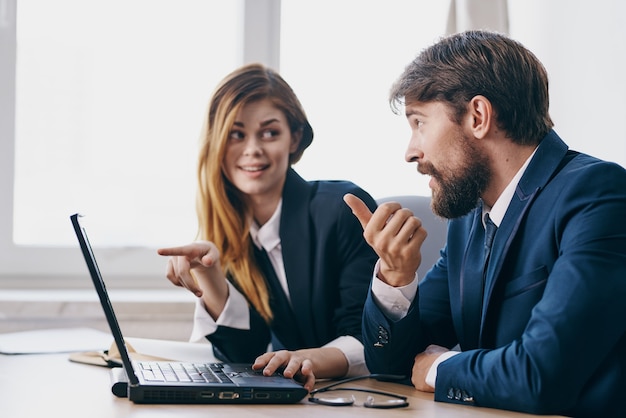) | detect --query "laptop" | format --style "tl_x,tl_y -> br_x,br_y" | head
70,213 -> 308,404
